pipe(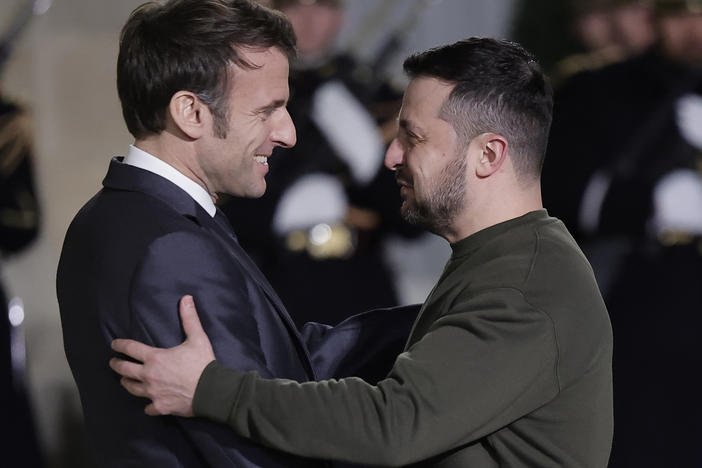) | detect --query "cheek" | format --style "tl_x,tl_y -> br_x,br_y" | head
413,160 -> 436,185
249,125 -> 270,151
